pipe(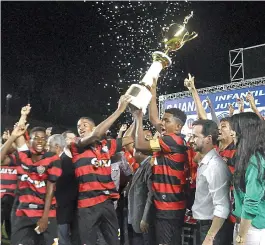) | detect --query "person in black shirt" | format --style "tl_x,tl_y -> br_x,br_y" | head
47,134 -> 78,245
